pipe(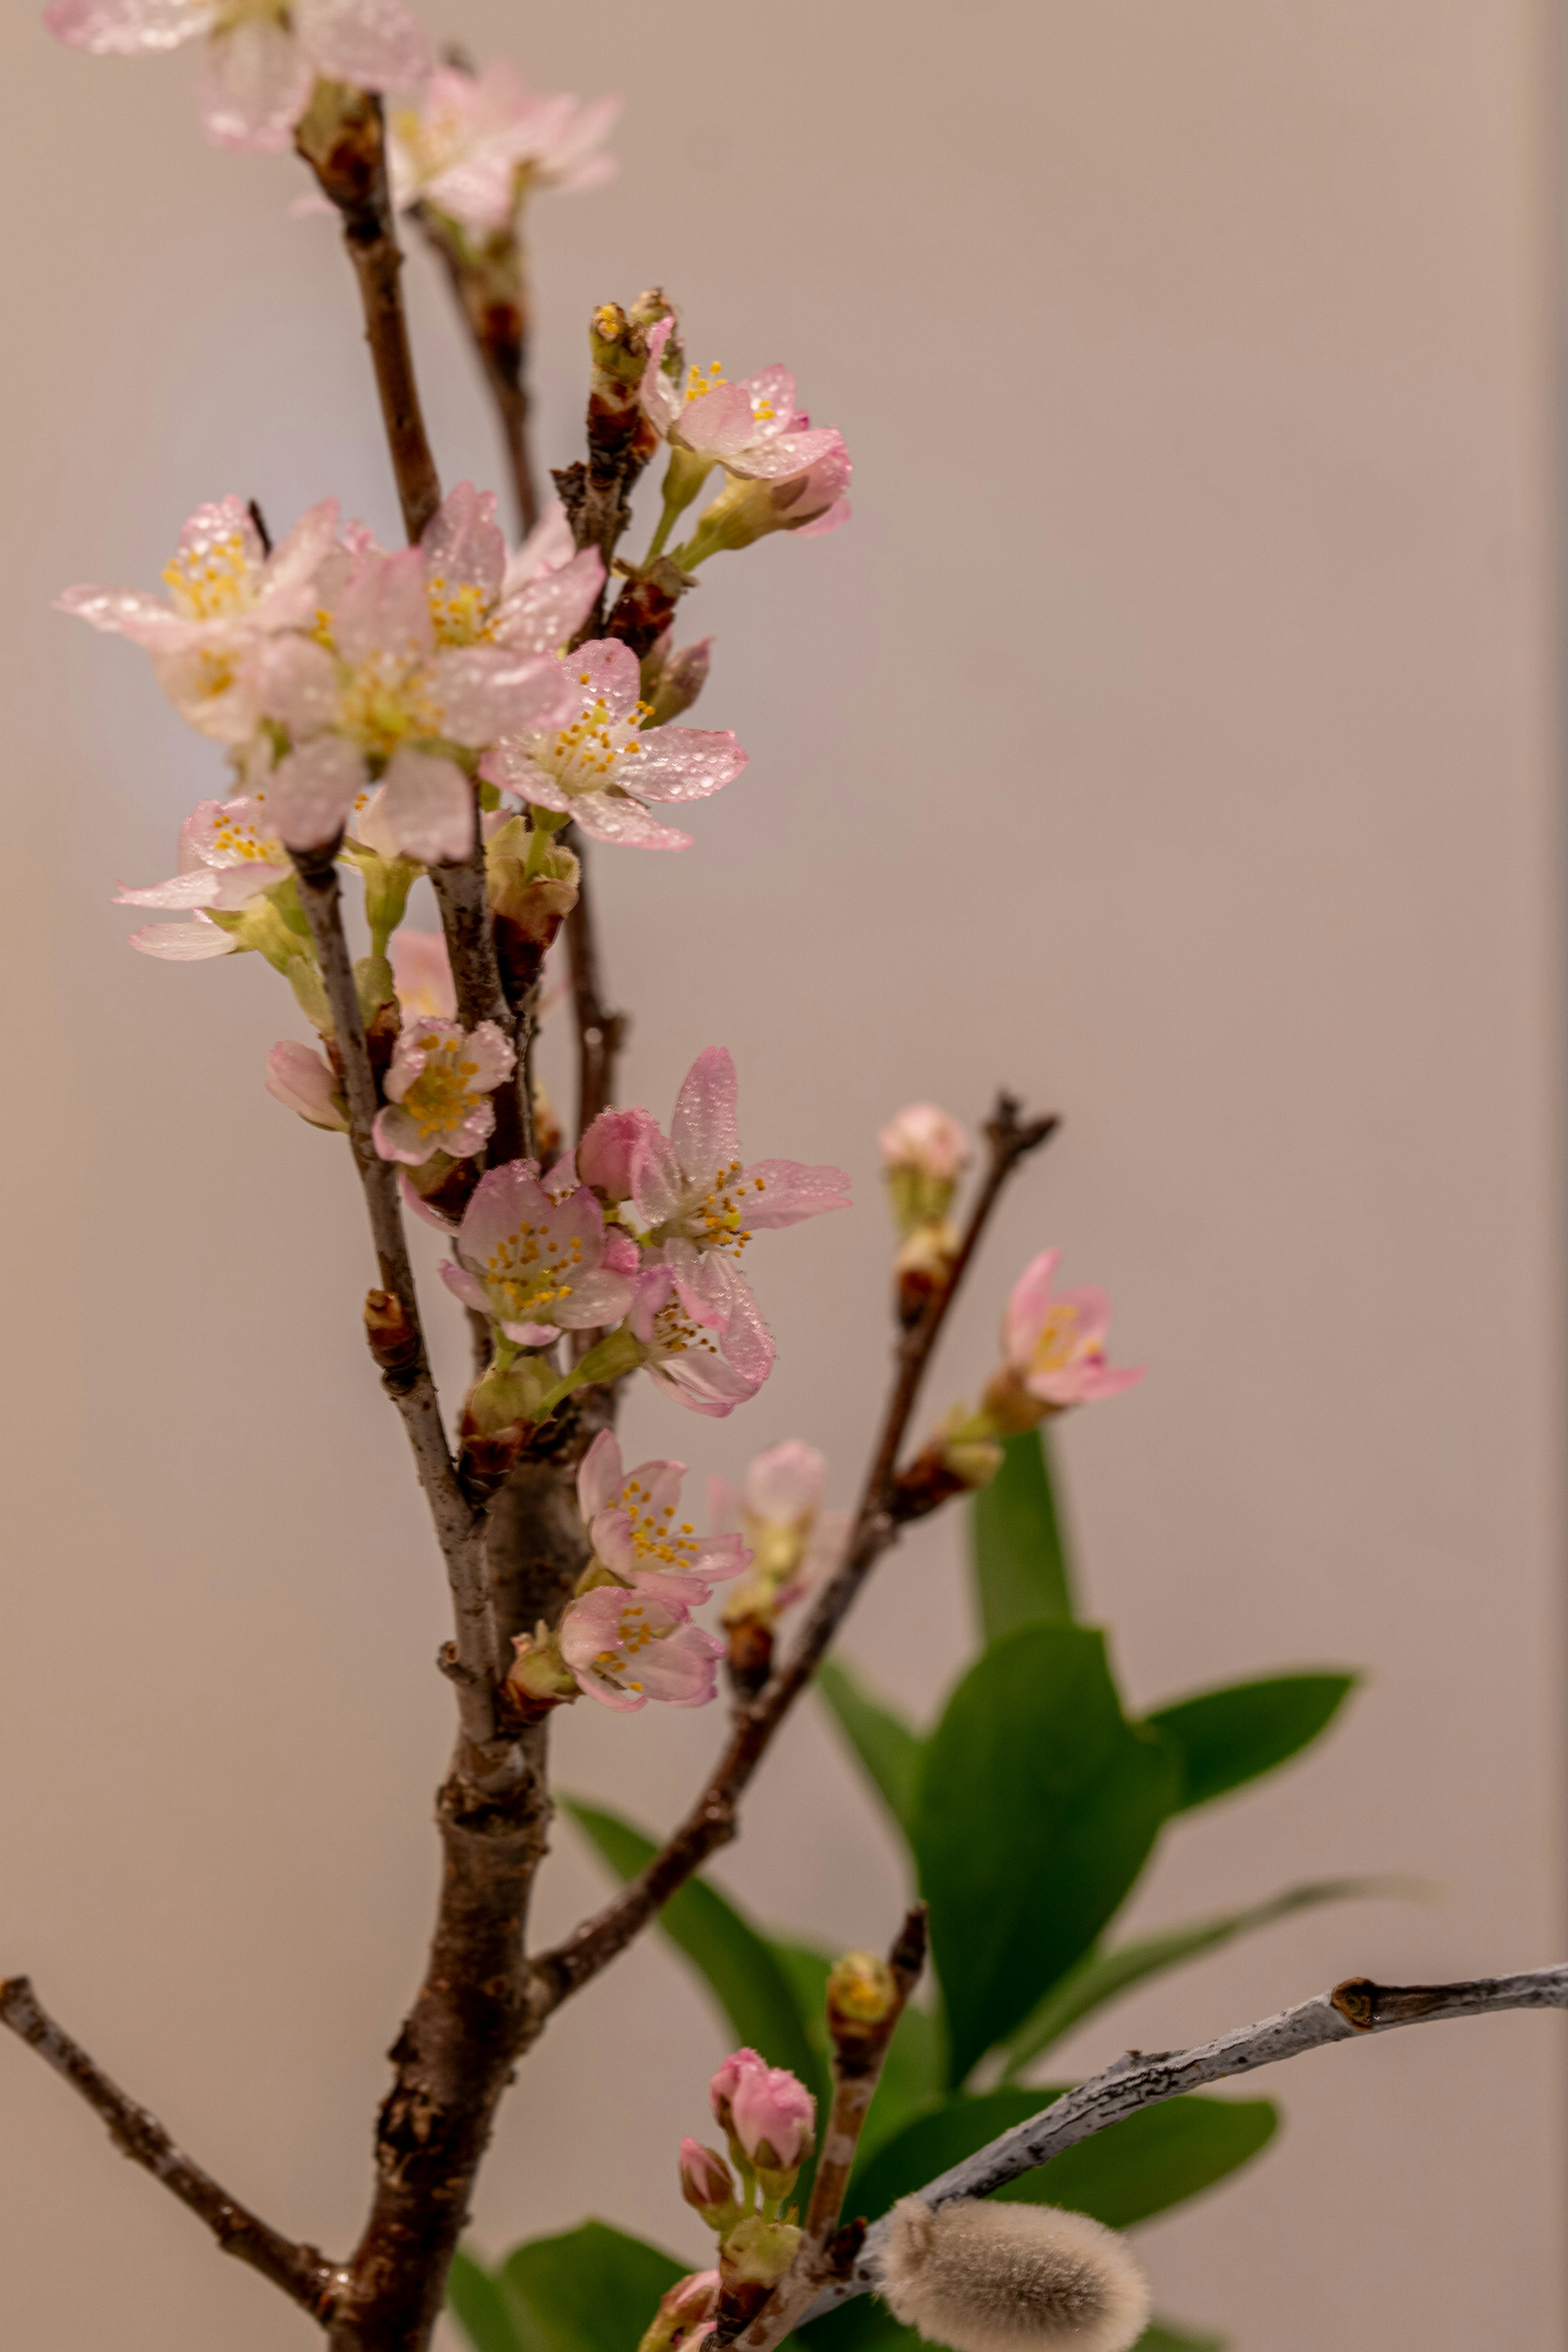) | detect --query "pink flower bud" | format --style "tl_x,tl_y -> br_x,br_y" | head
729,2058 -> 816,2185
708,2047 -> 764,2137
579,1105 -> 662,1203
680,2138 -> 740,2227
879,1102 -> 969,1185
638,2268 -> 720,2352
